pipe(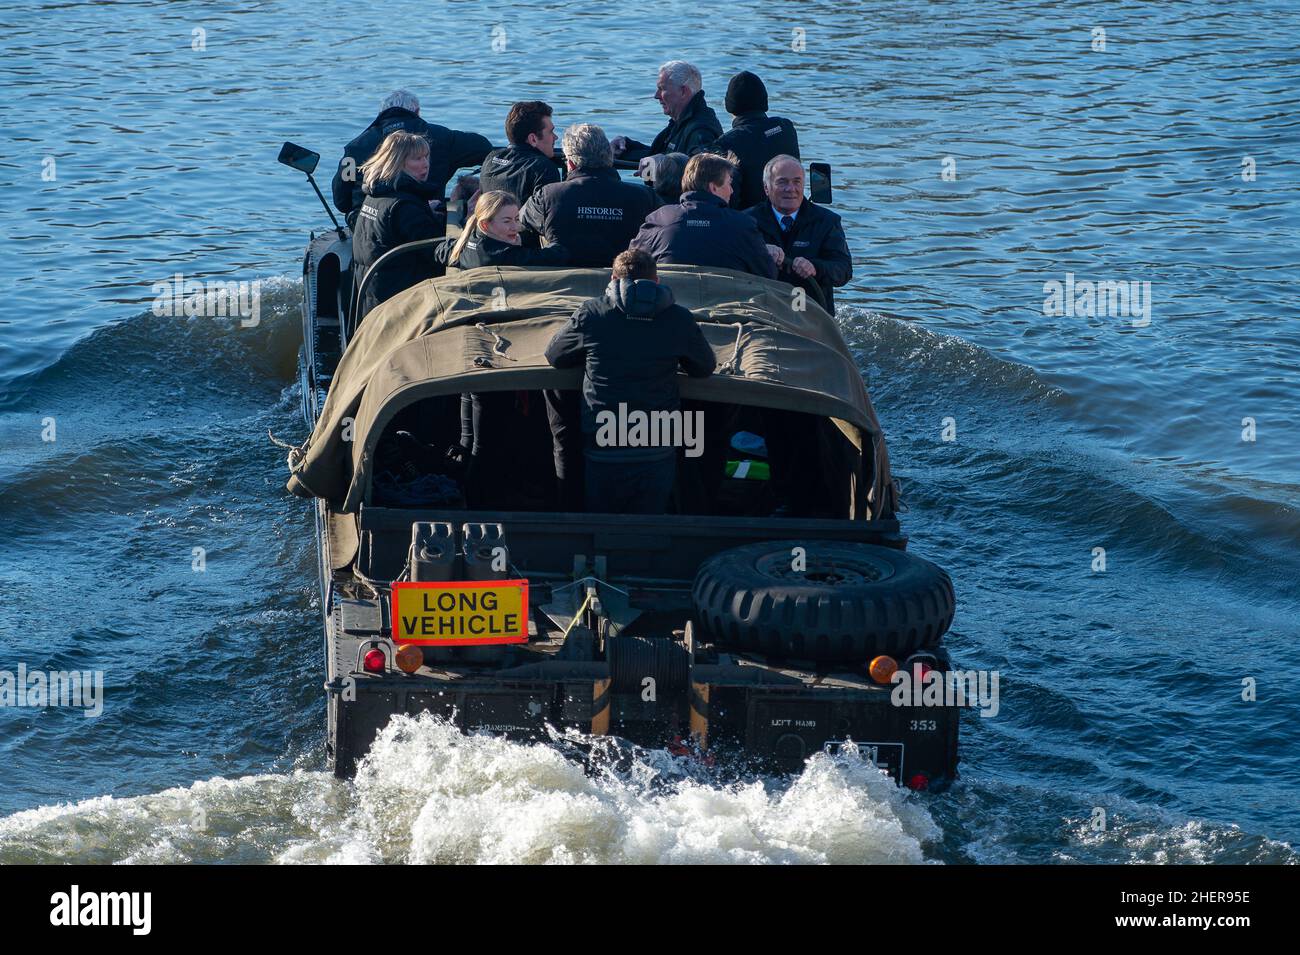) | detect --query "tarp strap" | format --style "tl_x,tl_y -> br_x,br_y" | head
719,323 -> 744,375
476,322 -> 518,361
